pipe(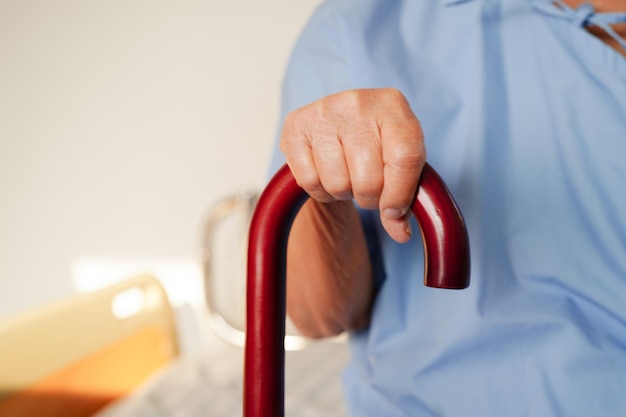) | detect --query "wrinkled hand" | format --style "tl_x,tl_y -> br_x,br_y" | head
279,88 -> 426,243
